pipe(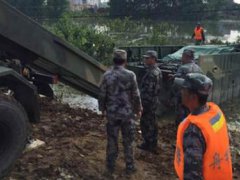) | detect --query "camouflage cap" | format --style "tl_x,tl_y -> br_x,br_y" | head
143,50 -> 158,59
183,48 -> 194,57
113,49 -> 127,60
174,73 -> 213,95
